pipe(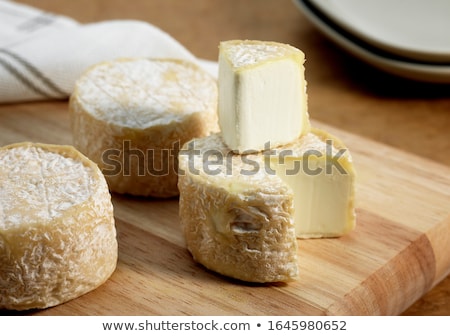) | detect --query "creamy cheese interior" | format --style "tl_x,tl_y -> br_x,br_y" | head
180,130 -> 355,239
218,40 -> 309,153
271,156 -> 354,238
0,146 -> 93,229
265,130 -> 355,237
